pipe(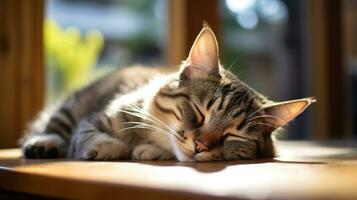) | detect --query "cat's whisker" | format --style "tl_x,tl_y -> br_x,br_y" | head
224,57 -> 239,78
117,121 -> 185,143
133,109 -> 180,137
120,121 -> 171,136
126,104 -> 160,122
117,126 -> 185,143
245,122 -> 279,130
118,108 -> 163,128
118,106 -> 182,139
125,105 -> 181,136
120,121 -> 167,132
119,118 -> 192,152
120,116 -> 196,155
244,107 -> 267,120
213,59 -> 238,99
134,118 -> 193,152
247,114 -> 284,122
115,125 -> 145,134
129,108 -> 165,125
126,95 -> 202,155
116,122 -> 166,136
